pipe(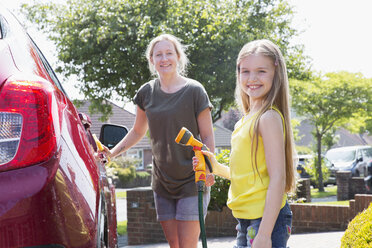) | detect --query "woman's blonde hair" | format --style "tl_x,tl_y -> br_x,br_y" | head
145,34 -> 189,76
235,39 -> 295,192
